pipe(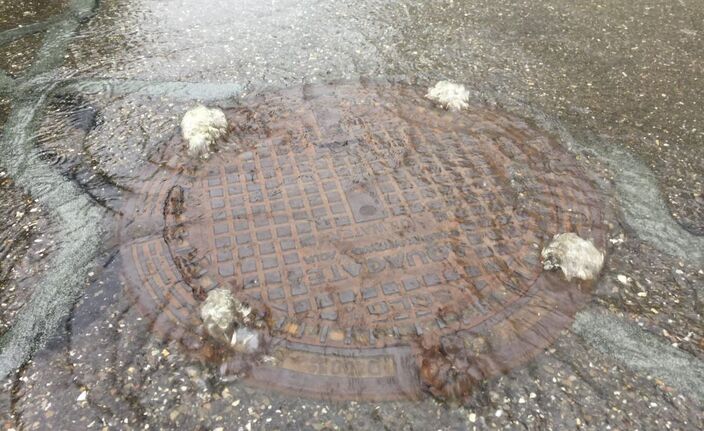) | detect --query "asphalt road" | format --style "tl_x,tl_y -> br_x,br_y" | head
0,0 -> 702,429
